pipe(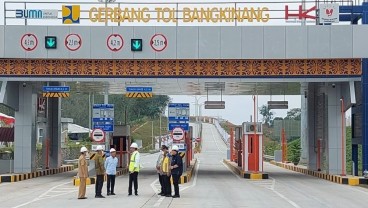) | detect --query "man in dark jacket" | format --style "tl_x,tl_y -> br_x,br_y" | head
170,145 -> 183,198
95,145 -> 106,198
